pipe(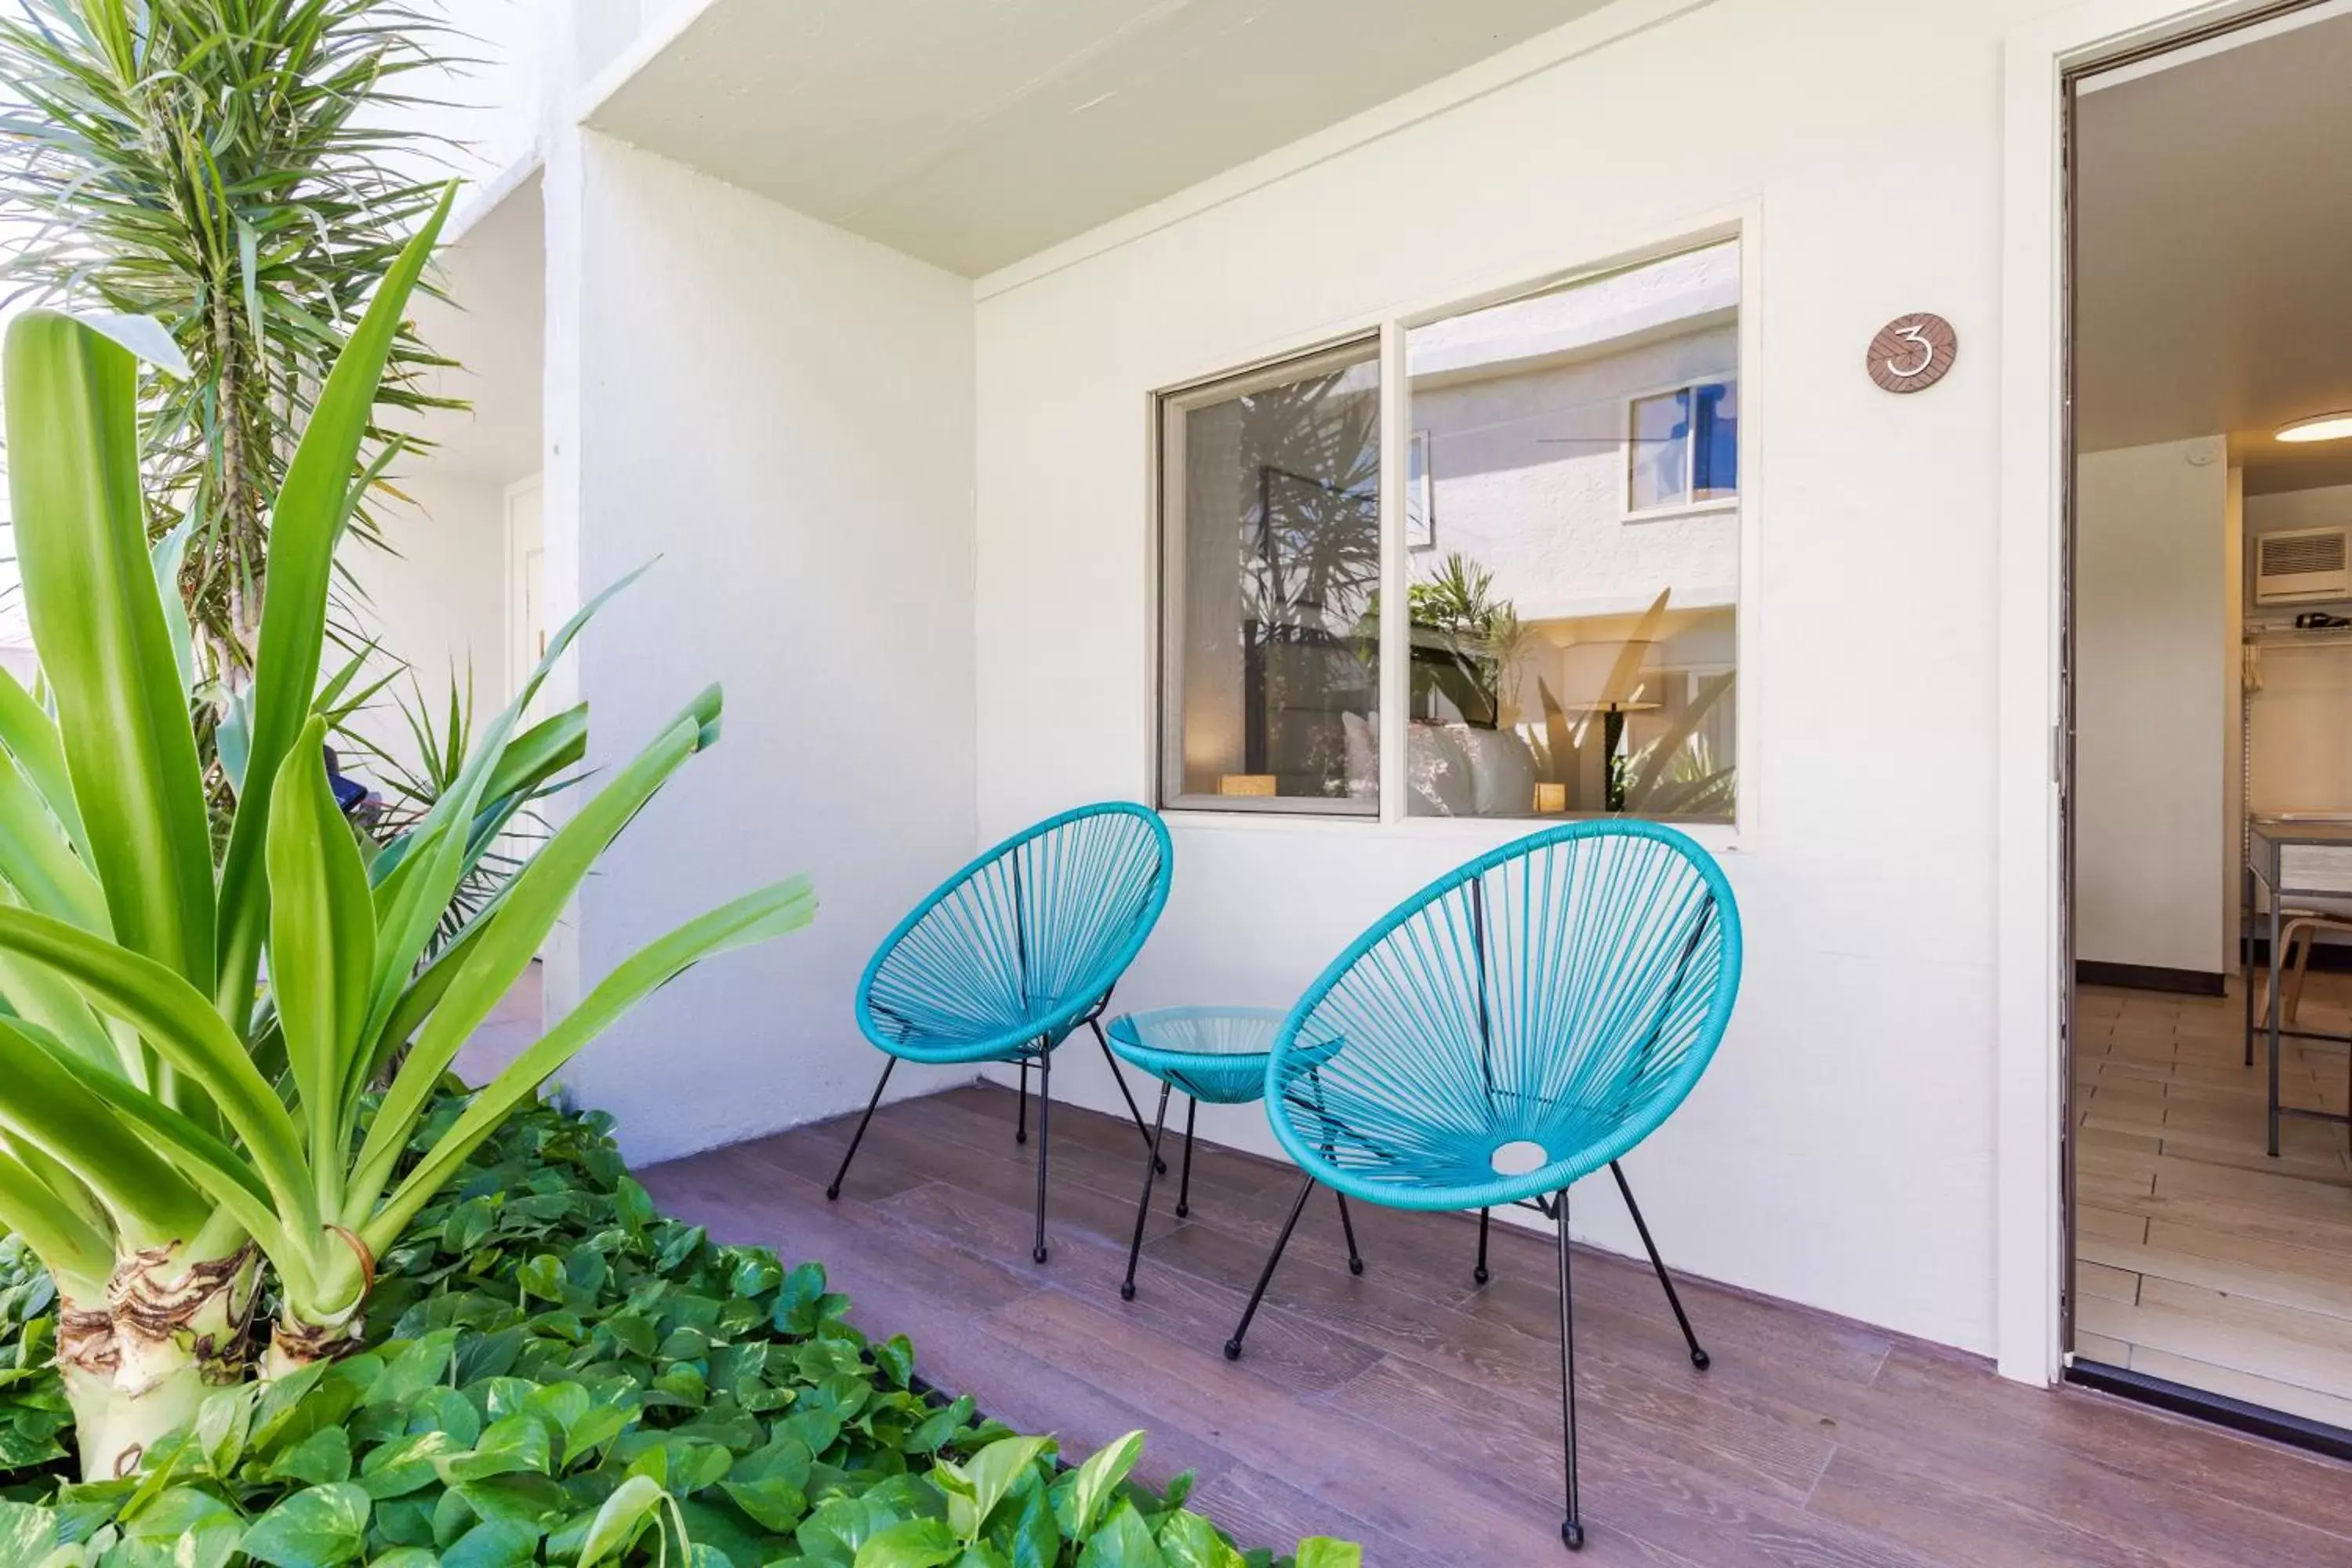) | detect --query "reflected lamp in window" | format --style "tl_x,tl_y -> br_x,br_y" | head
1159,339 -> 1381,812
